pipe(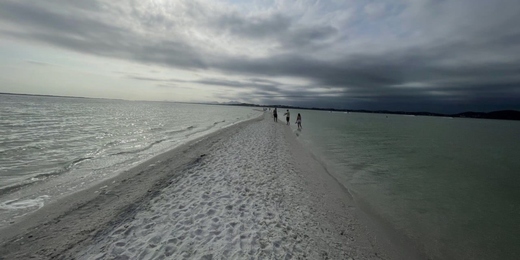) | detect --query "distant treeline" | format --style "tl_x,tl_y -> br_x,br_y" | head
452,110 -> 520,121
219,103 -> 520,121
